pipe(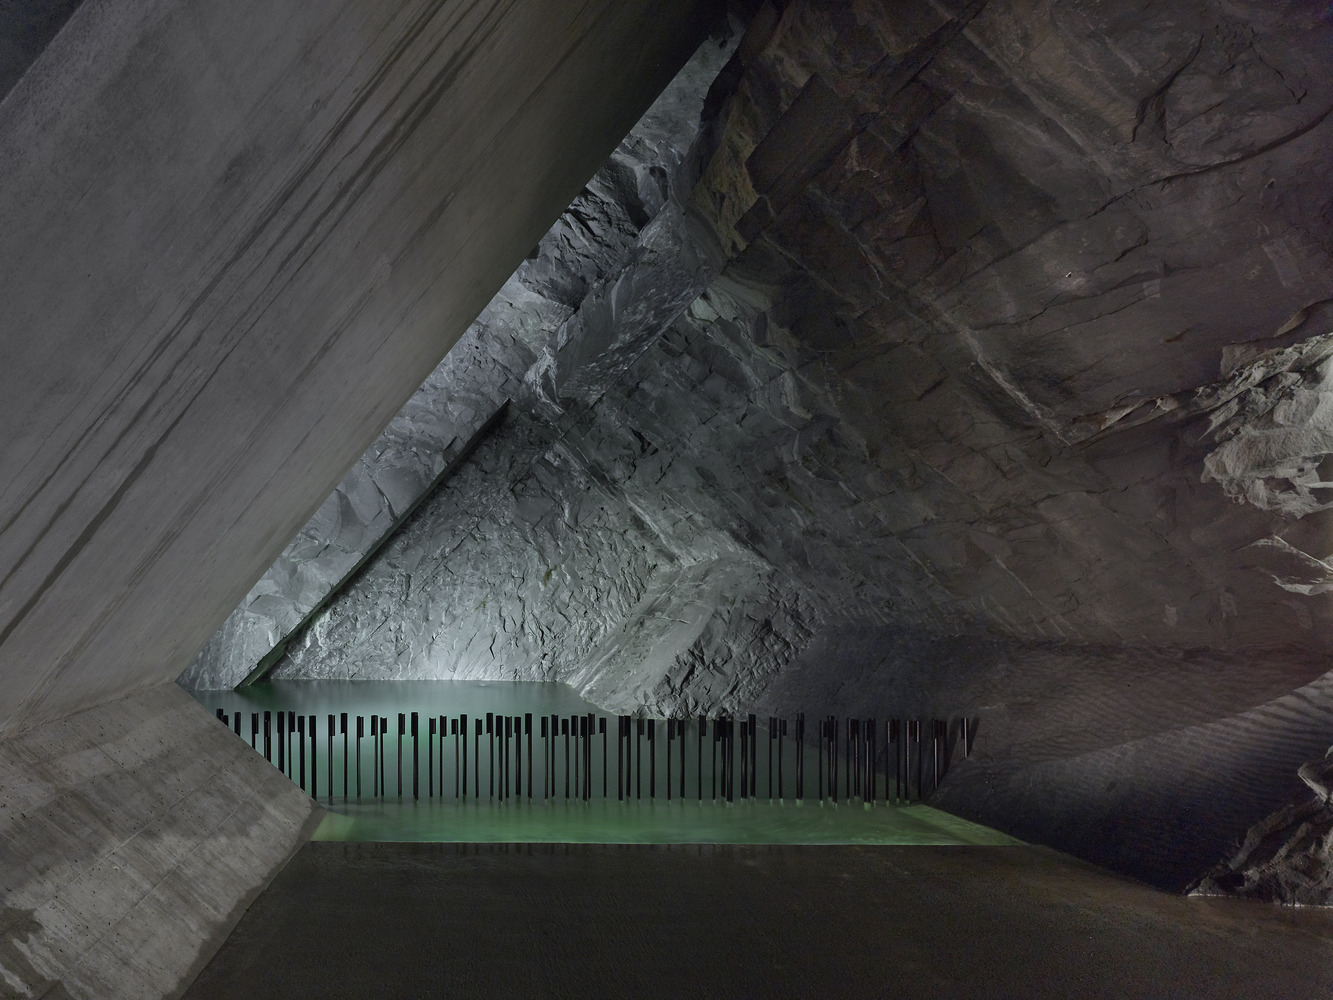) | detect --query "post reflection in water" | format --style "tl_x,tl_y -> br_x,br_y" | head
192,680 -> 1017,846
